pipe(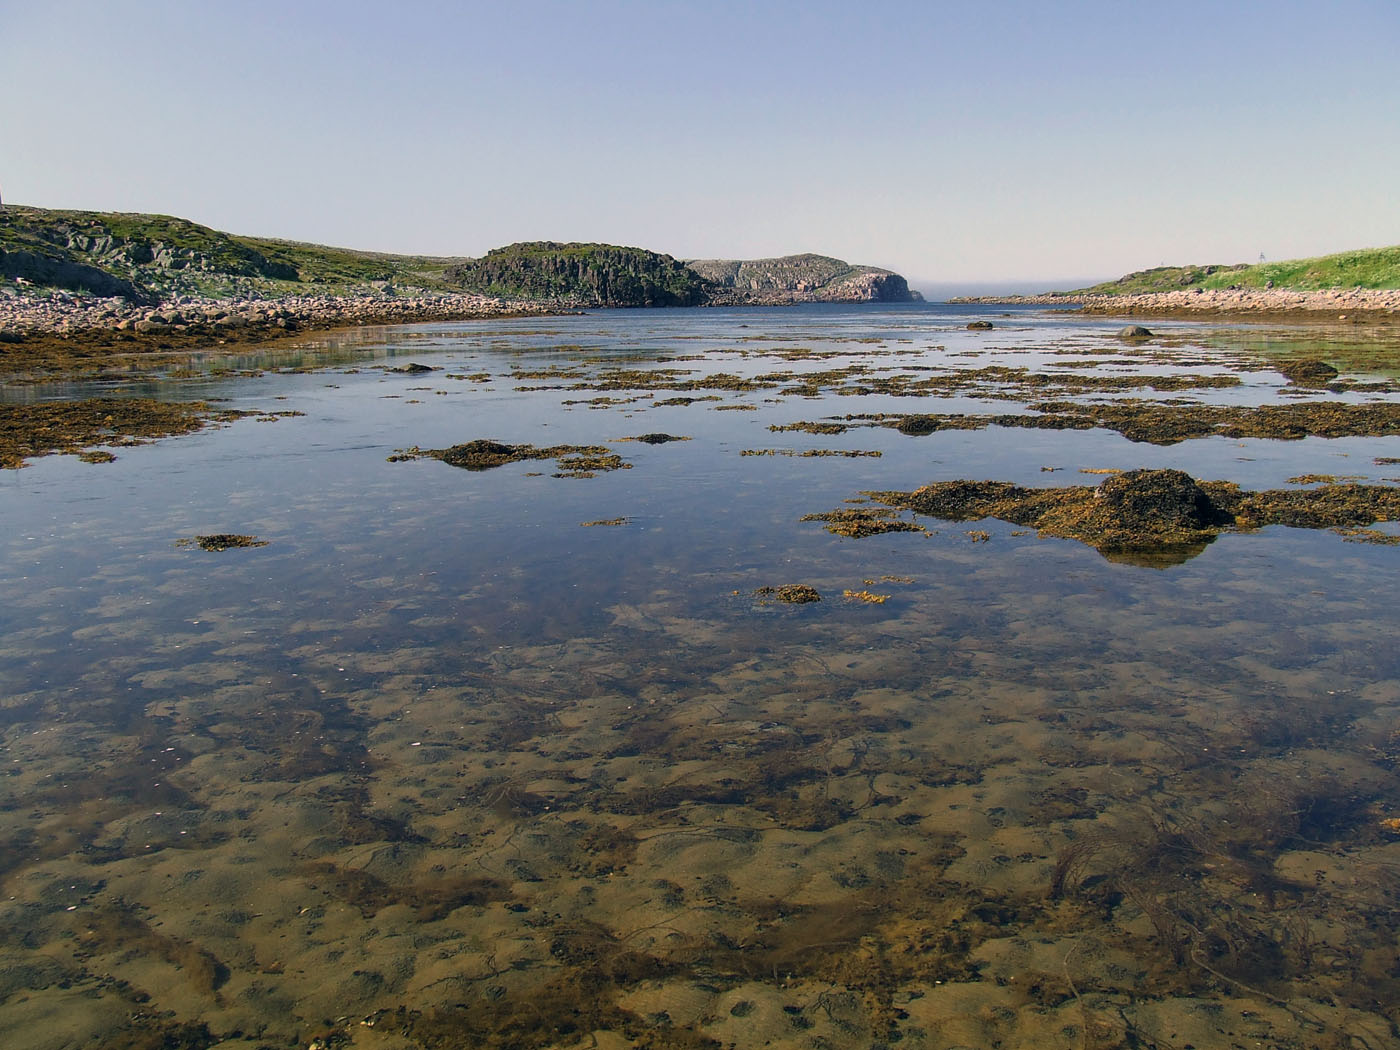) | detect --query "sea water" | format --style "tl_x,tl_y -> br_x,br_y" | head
2,303 -> 1399,1049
